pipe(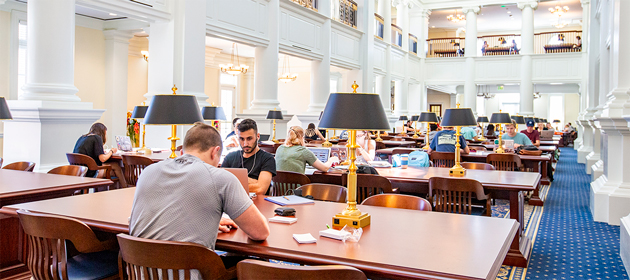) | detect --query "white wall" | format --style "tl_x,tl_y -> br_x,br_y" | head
74,26 -> 106,123
127,36 -> 148,111
204,67 -> 220,105
277,71 -> 310,115
427,90 -> 452,116
564,93 -> 580,125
